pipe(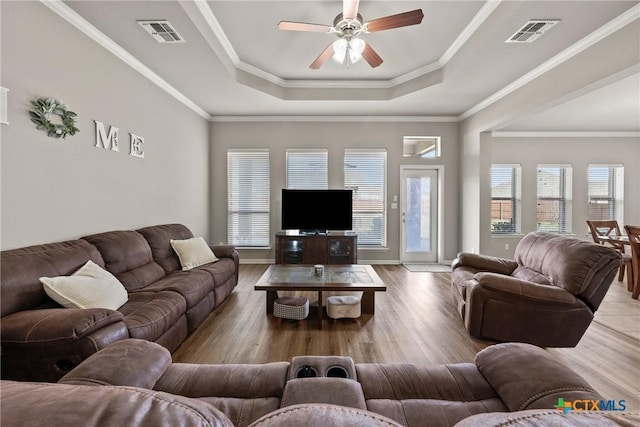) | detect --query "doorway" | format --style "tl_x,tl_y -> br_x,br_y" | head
400,166 -> 441,263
